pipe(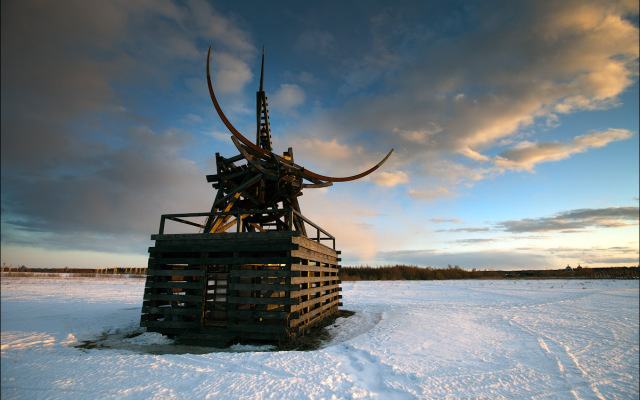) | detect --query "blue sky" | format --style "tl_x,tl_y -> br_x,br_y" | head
1,0 -> 638,269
